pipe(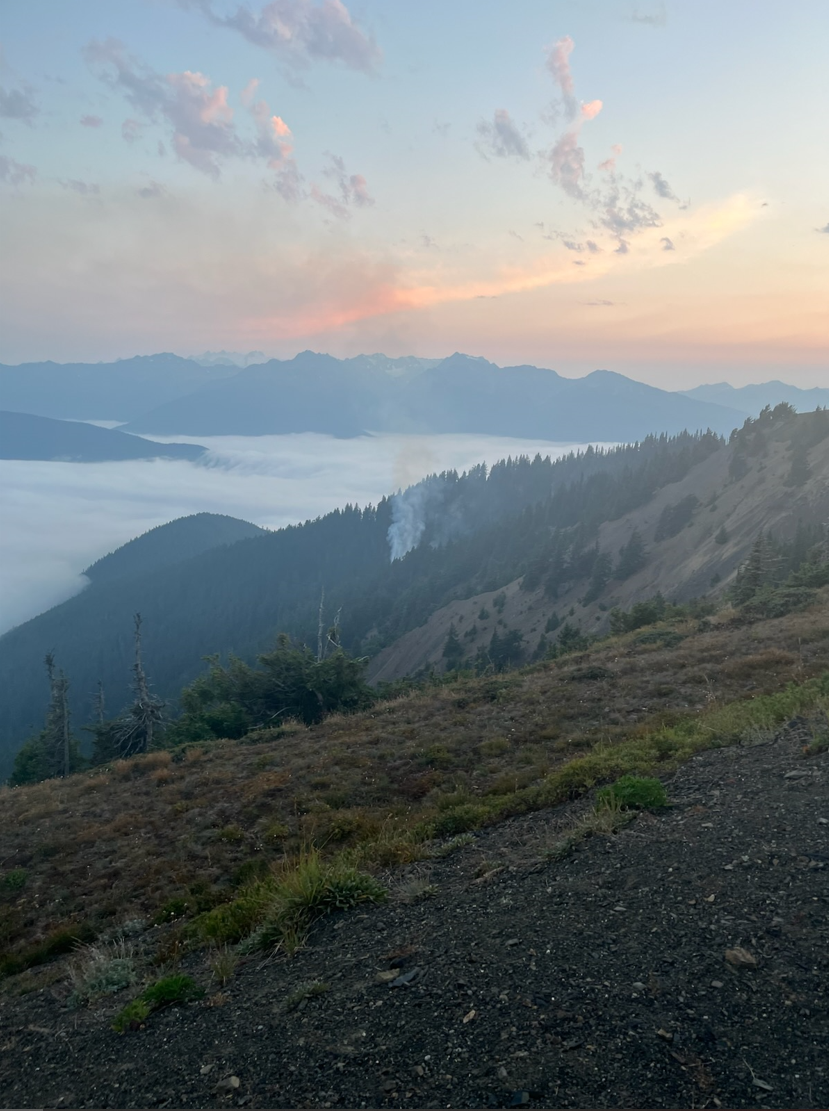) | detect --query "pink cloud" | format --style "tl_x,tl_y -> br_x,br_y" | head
546,35 -> 575,96
581,99 -> 602,121
80,114 -> 104,128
